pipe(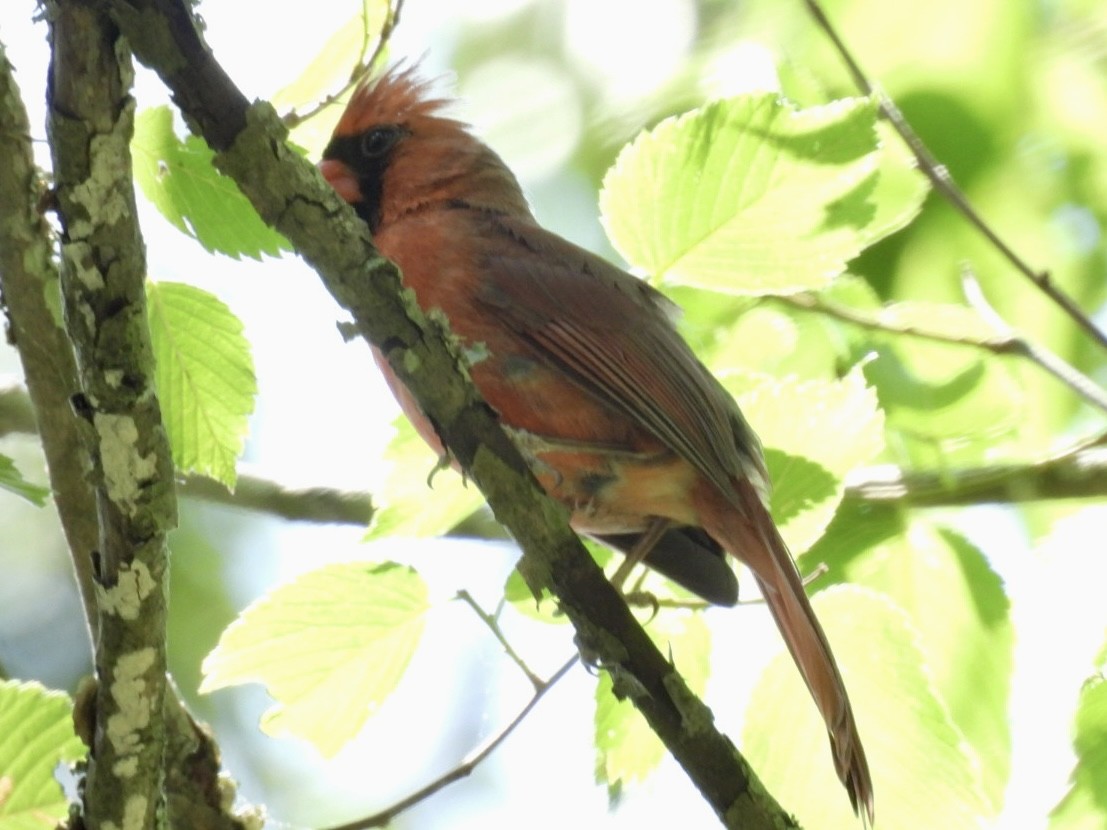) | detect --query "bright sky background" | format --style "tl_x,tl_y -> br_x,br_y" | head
2,2 -> 1106,828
